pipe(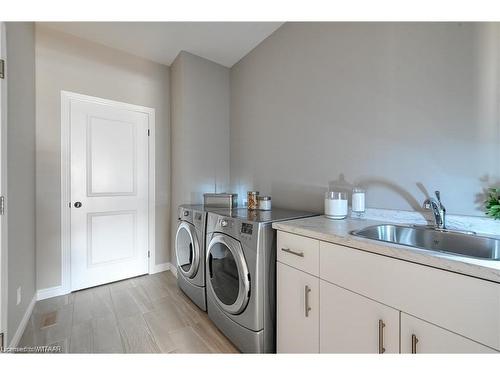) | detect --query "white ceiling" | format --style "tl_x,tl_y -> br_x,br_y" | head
40,22 -> 284,67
